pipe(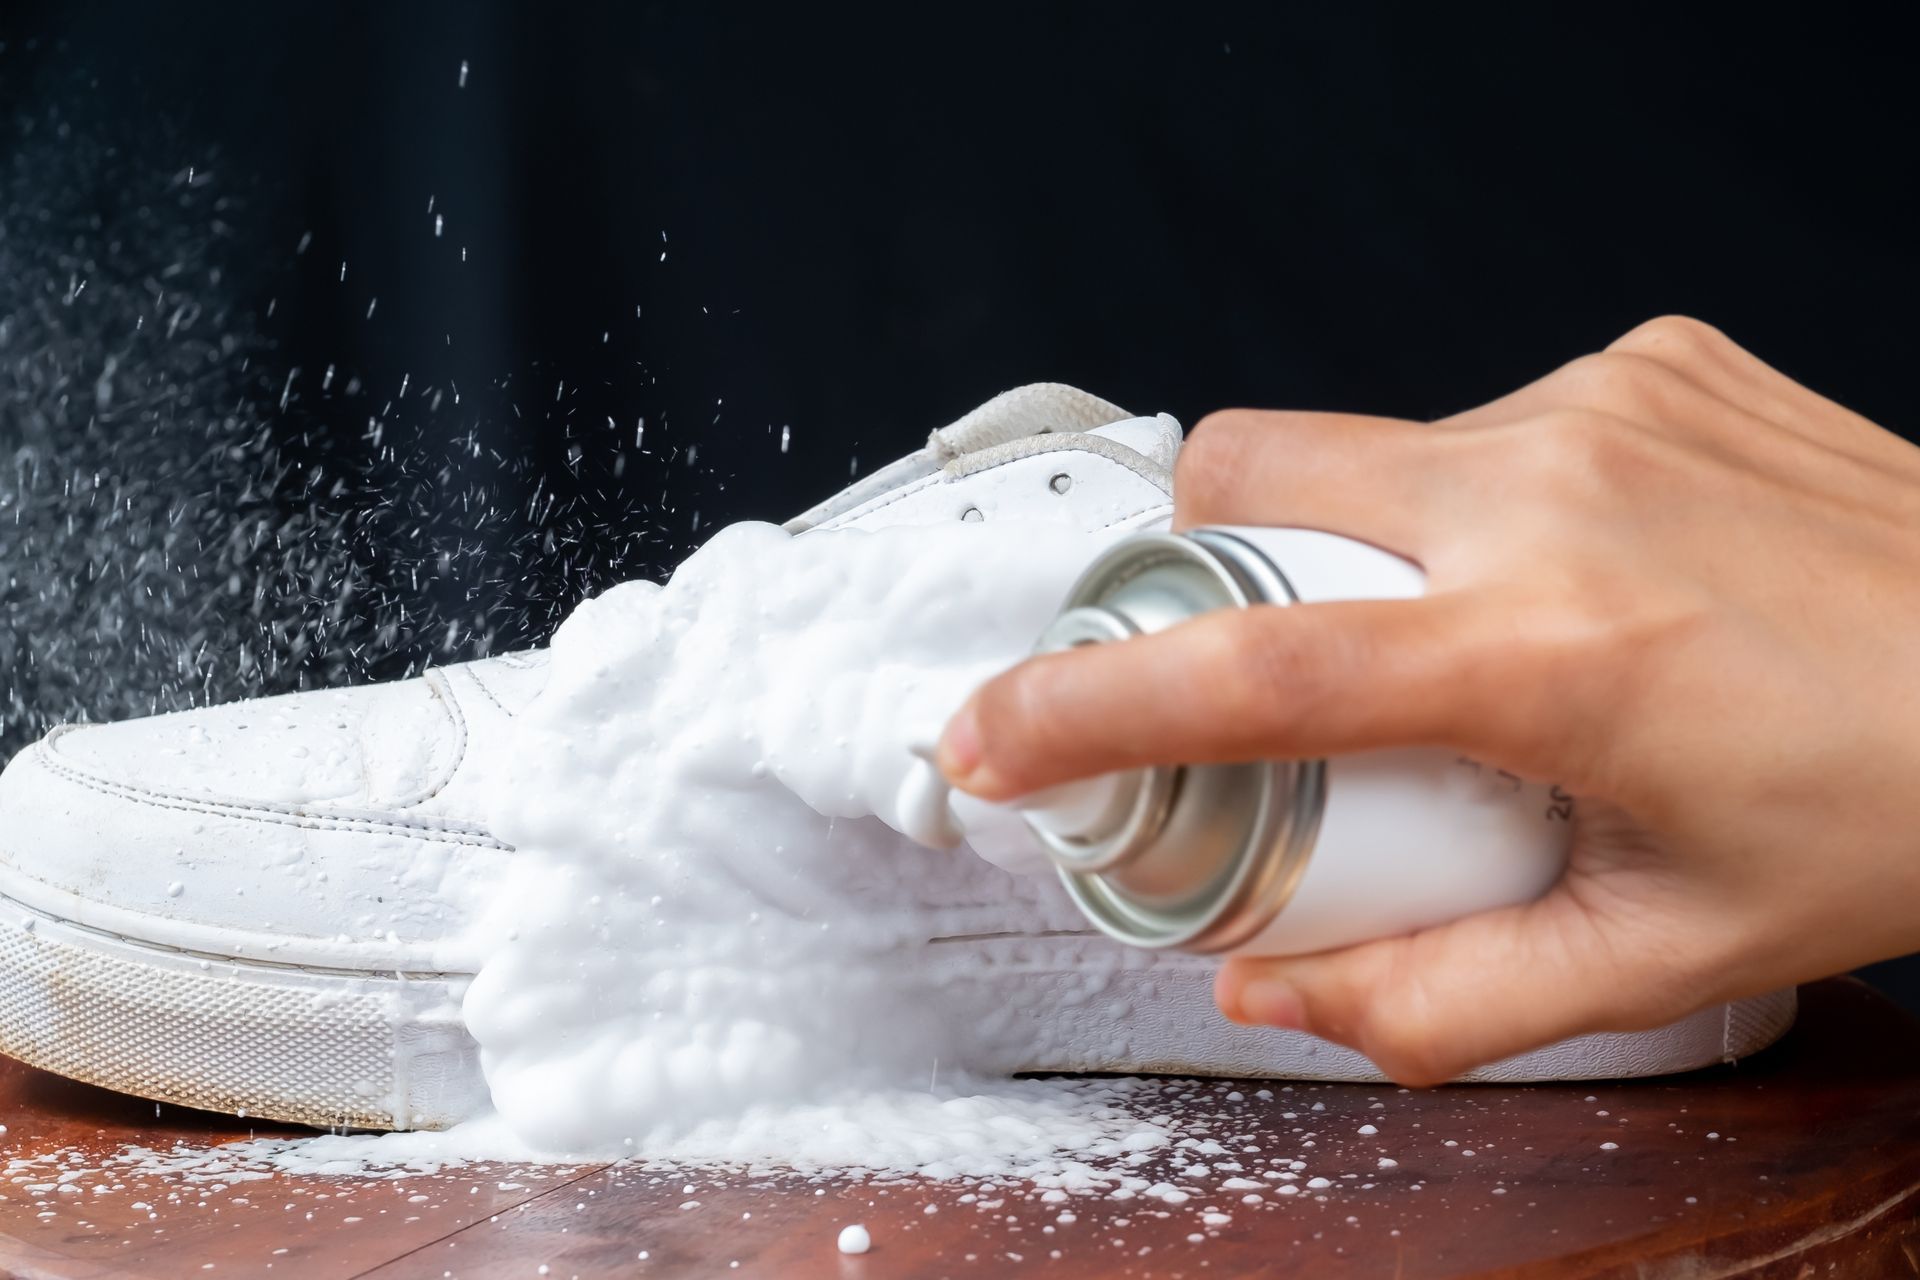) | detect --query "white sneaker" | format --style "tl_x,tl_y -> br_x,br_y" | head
0,384 -> 1794,1131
